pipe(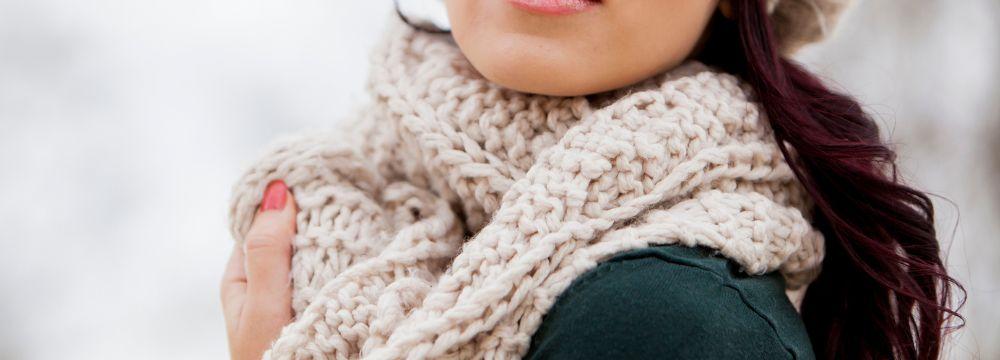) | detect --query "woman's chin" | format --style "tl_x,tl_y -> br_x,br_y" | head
466,55 -> 605,97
